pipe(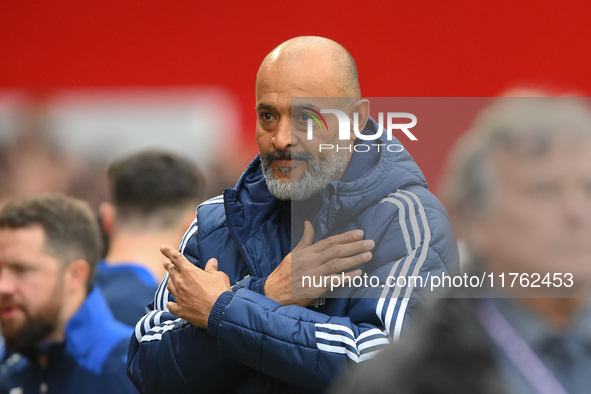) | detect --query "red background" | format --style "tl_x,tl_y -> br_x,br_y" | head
2,0 -> 590,192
